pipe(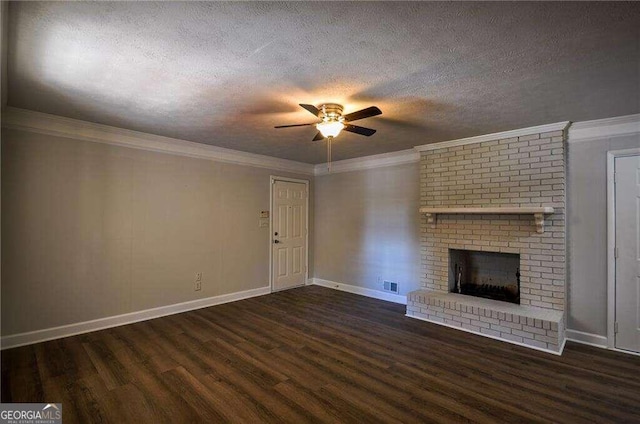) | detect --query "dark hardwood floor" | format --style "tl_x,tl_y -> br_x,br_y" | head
2,285 -> 640,423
